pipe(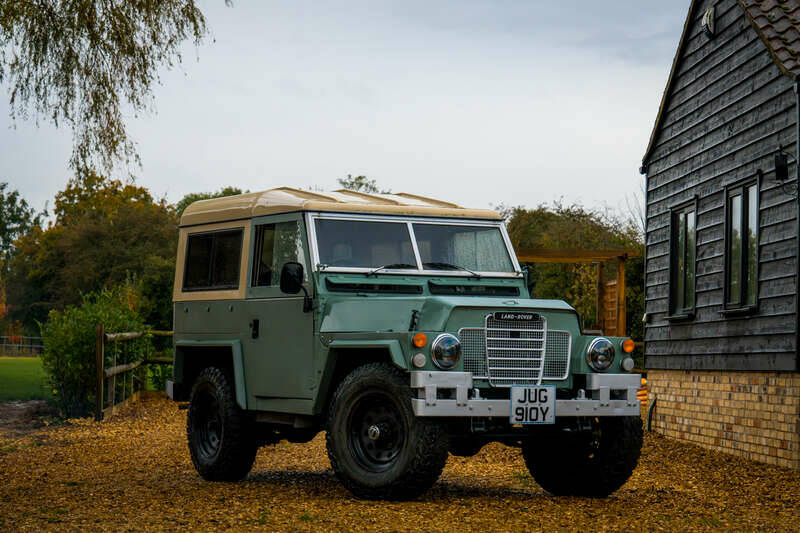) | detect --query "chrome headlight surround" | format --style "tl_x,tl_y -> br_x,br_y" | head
586,337 -> 615,372
431,333 -> 462,370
